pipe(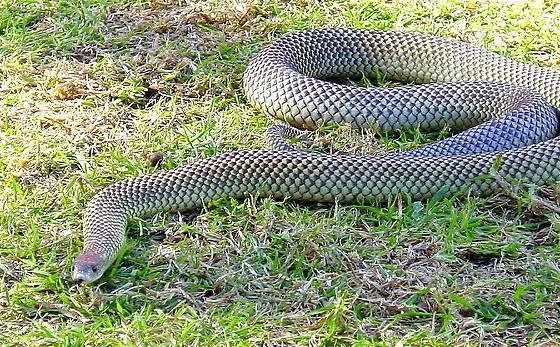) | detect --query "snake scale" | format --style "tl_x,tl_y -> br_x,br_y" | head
72,28 -> 560,283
